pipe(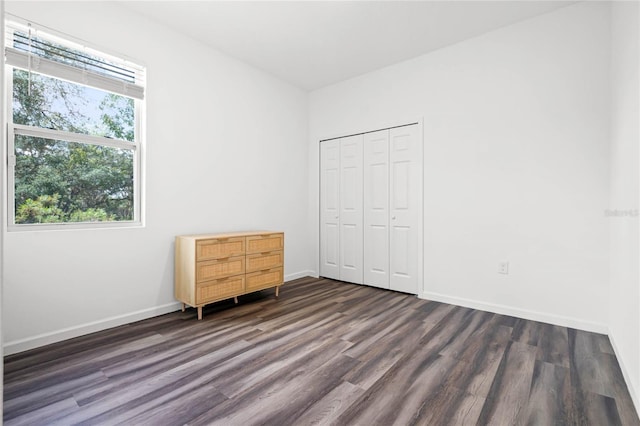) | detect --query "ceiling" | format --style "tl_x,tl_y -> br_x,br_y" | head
120,1 -> 576,91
